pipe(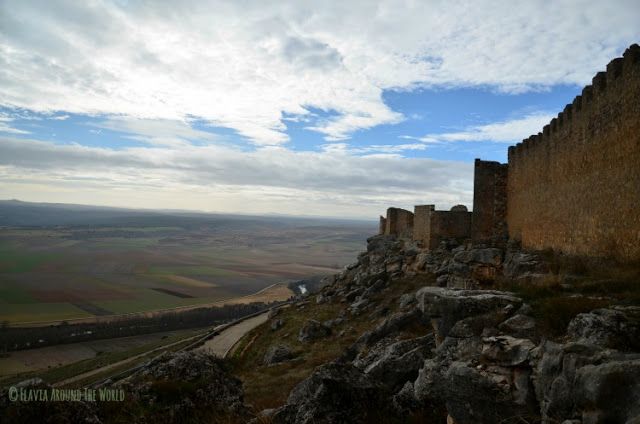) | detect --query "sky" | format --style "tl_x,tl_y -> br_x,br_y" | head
0,1 -> 638,219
